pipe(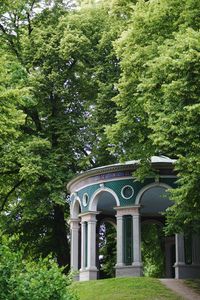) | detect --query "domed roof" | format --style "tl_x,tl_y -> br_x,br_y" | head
67,156 -> 176,192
